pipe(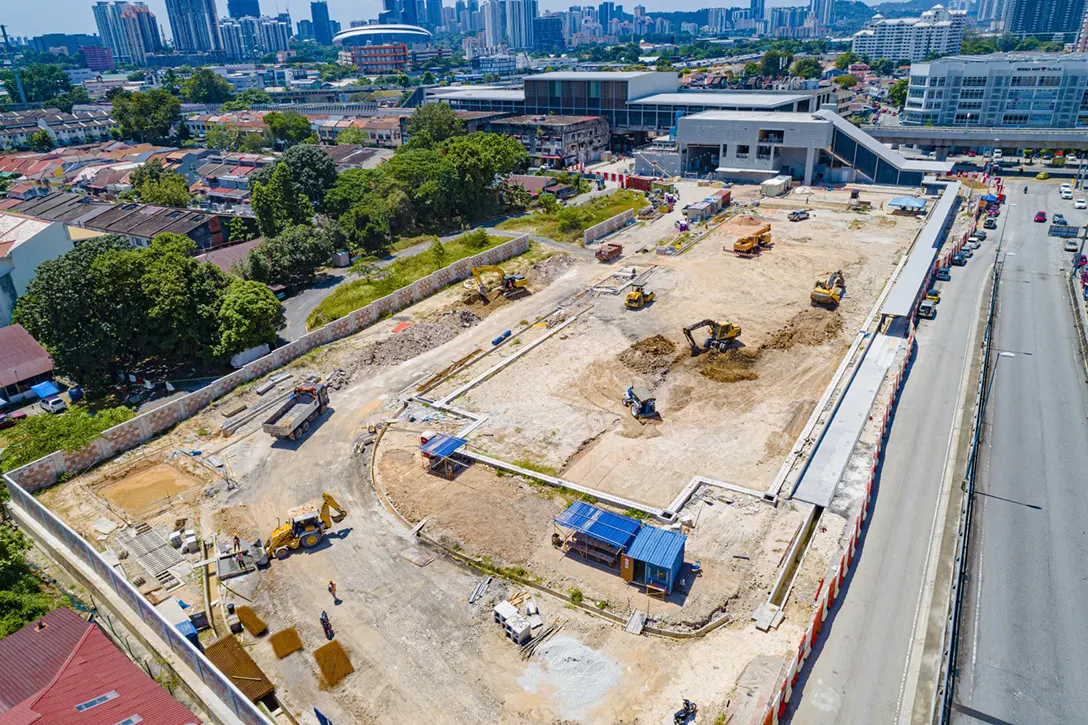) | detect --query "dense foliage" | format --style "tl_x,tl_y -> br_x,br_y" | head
111,89 -> 183,145
130,159 -> 191,207
0,406 -> 134,474
251,164 -> 314,238
0,525 -> 55,638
